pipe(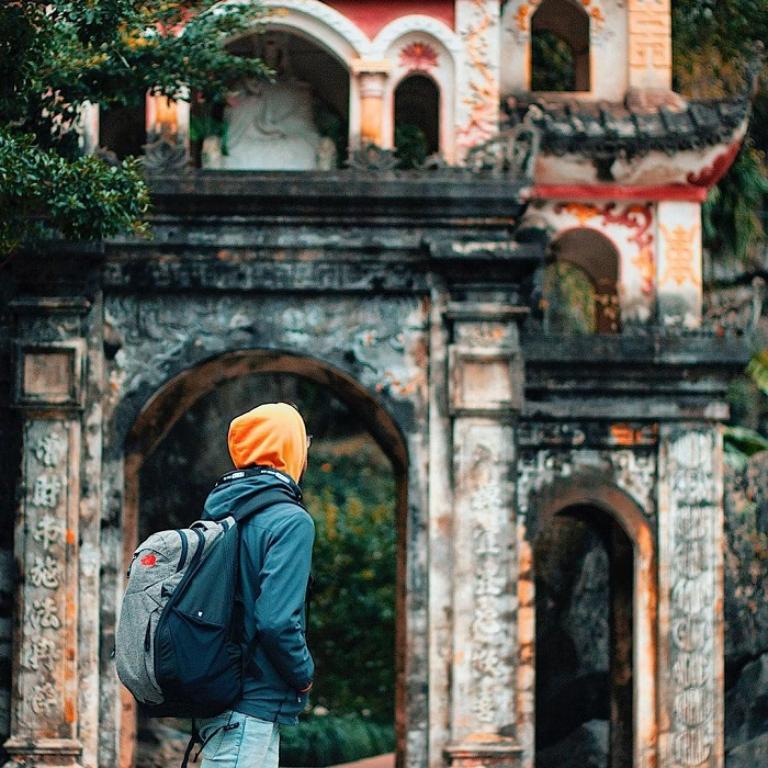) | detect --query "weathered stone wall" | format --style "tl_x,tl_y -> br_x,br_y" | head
723,453 -> 768,767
